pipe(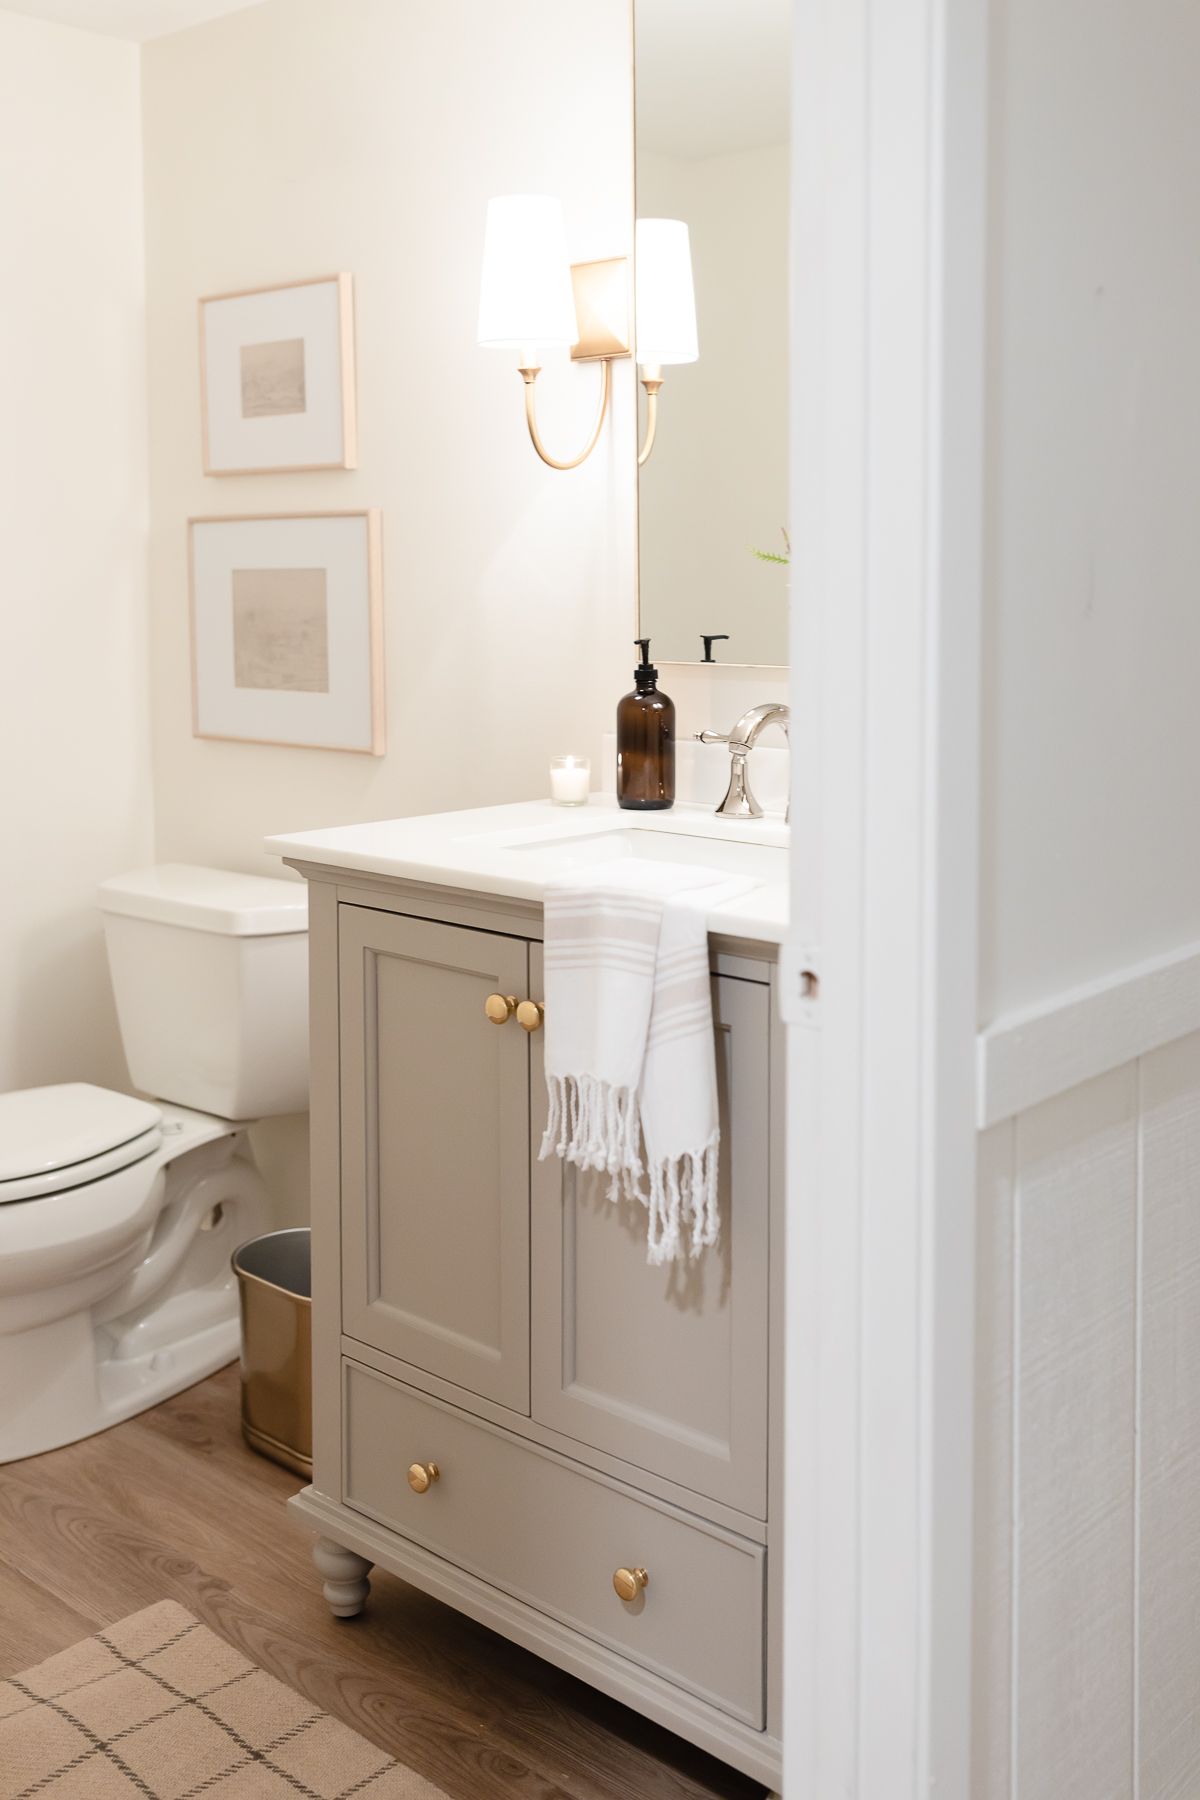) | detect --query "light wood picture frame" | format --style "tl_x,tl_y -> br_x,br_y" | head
199,274 -> 357,475
188,511 -> 385,755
